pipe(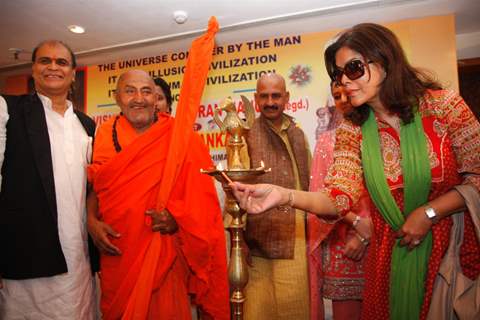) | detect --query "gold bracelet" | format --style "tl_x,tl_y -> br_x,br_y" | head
287,191 -> 294,207
277,191 -> 294,213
